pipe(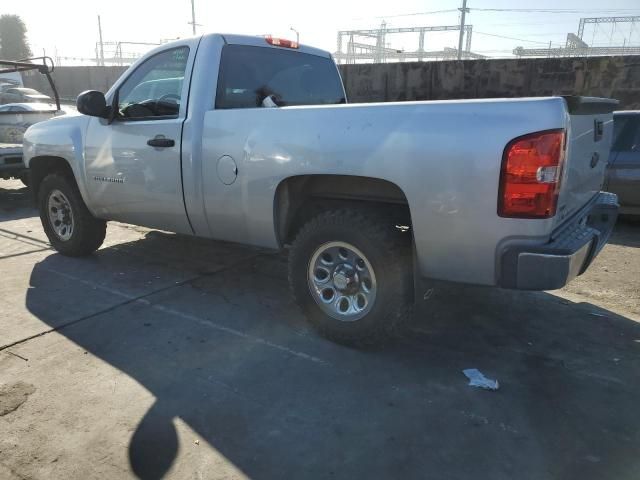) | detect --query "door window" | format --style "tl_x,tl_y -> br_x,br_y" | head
116,47 -> 189,120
